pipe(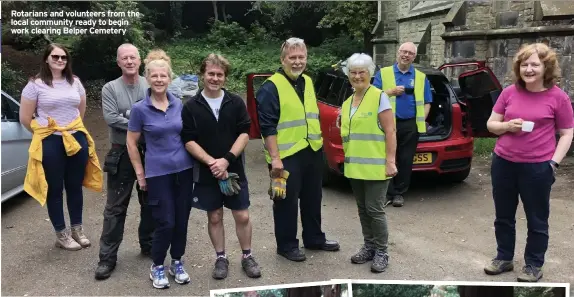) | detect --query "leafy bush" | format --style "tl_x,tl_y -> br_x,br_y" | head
353,284 -> 434,297
206,20 -> 250,48
1,61 -> 26,97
